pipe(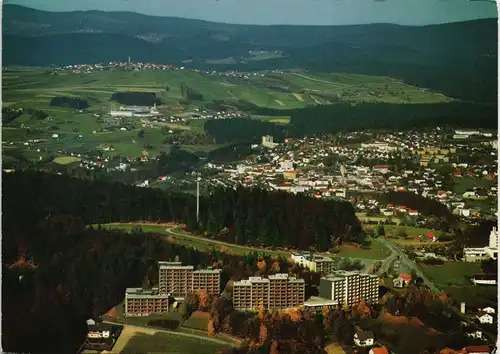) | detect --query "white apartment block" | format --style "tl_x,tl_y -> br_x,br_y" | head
232,274 -> 305,311
319,271 -> 379,307
290,252 -> 336,274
